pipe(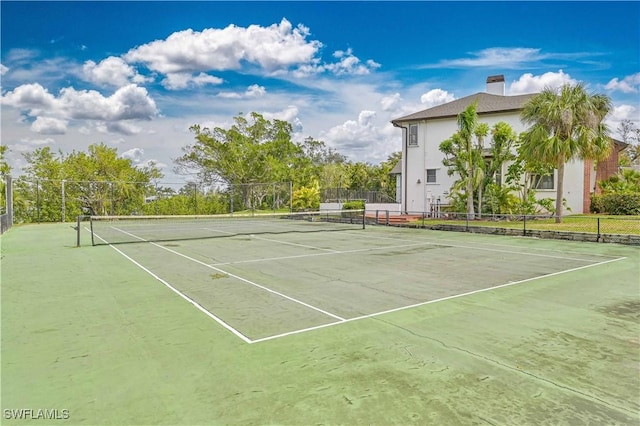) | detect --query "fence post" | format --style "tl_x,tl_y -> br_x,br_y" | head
61,179 -> 66,223
465,213 -> 469,231
6,175 -> 12,229
597,217 -> 601,242
523,214 -> 527,236
36,179 -> 40,223
110,182 -> 114,215
76,215 -> 81,247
